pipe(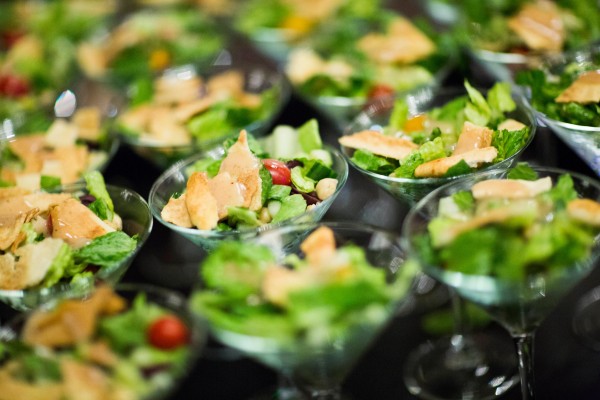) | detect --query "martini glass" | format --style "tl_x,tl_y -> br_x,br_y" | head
341,85 -> 537,399
189,221 -> 418,399
403,166 -> 600,399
